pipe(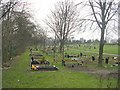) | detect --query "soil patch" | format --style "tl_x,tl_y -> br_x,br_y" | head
2,56 -> 20,70
67,65 -> 118,78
